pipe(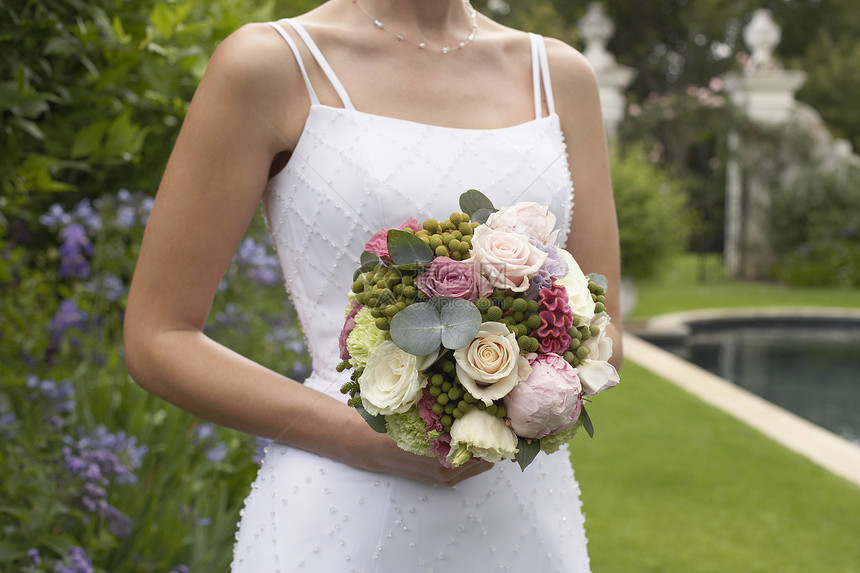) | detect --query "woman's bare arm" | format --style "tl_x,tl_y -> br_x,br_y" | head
548,40 -> 624,368
123,23 -> 490,485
